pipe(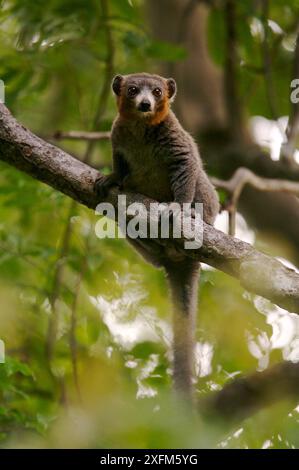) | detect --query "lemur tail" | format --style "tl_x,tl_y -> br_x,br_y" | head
164,258 -> 200,399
